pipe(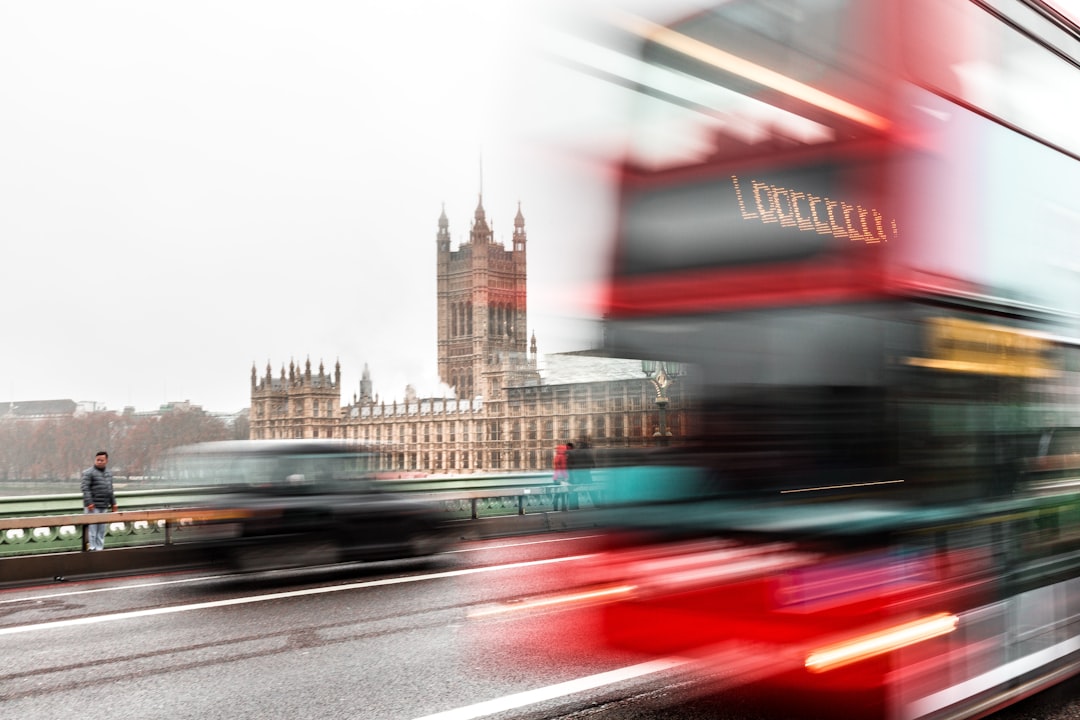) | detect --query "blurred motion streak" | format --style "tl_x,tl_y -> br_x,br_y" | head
780,479 -> 905,494
804,612 -> 960,674
608,11 -> 892,131
158,440 -> 453,574
467,584 -> 637,619
482,1 -> 1080,718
